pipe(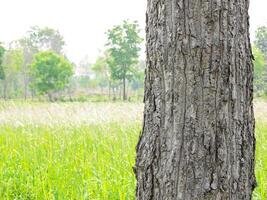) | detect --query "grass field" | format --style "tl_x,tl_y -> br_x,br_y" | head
0,100 -> 266,199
